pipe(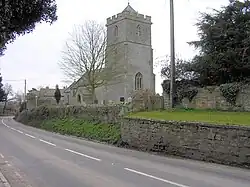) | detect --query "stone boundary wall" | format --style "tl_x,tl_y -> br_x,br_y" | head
163,85 -> 250,111
121,118 -> 250,168
16,105 -> 123,125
